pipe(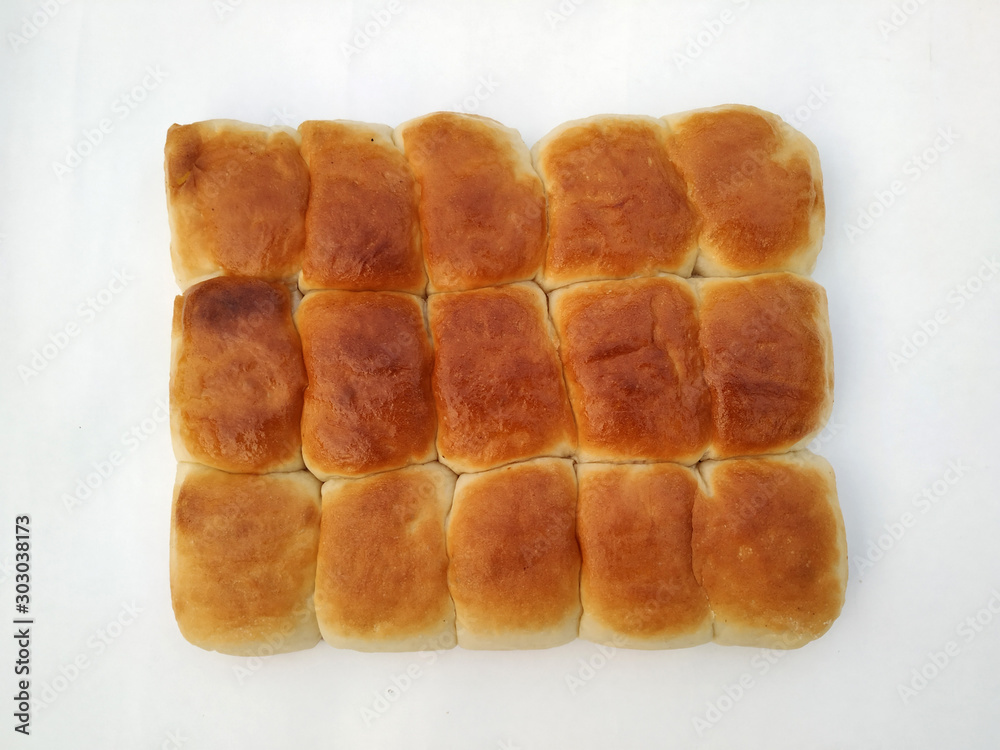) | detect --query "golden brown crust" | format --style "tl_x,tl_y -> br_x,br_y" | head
447,458 -> 581,648
170,276 -> 306,474
395,113 -> 546,292
533,116 -> 700,289
170,464 -> 321,655
295,290 -> 437,479
576,463 -> 712,647
550,277 -> 710,464
298,121 -> 425,294
664,105 -> 824,276
165,120 -> 309,287
427,283 -> 577,473
315,464 -> 456,651
697,273 -> 834,459
692,452 -> 847,648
